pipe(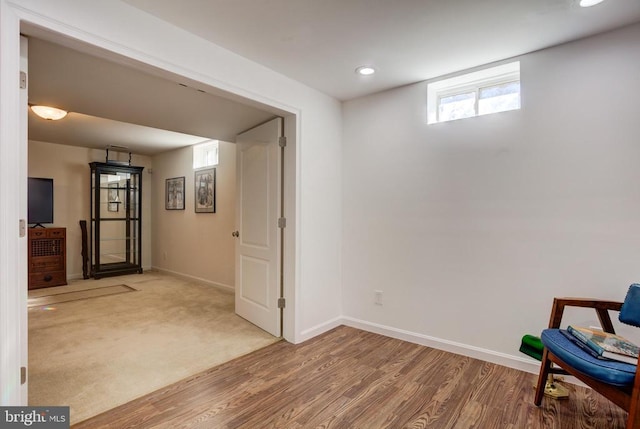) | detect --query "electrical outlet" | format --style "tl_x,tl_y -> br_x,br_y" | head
375,290 -> 383,306
163,251 -> 167,260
